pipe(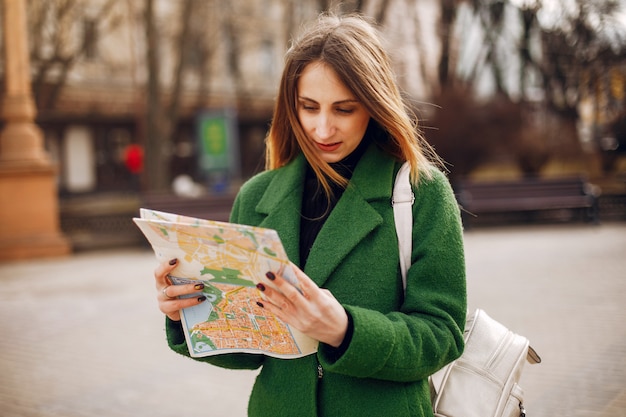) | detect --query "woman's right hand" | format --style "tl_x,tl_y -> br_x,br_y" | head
154,258 -> 206,321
